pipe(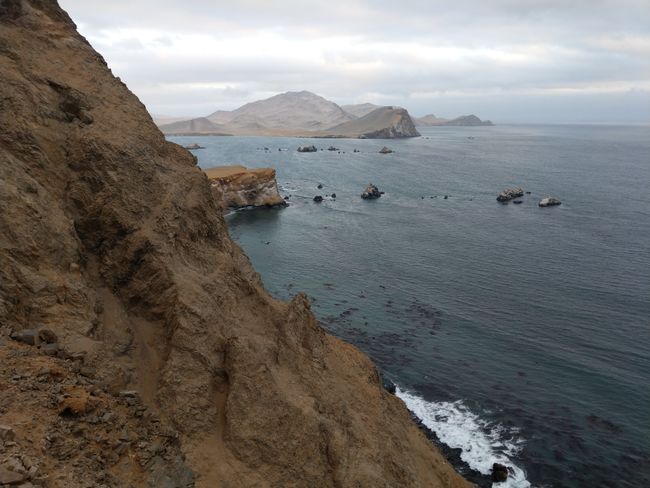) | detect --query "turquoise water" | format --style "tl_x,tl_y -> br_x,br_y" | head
169,125 -> 650,487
